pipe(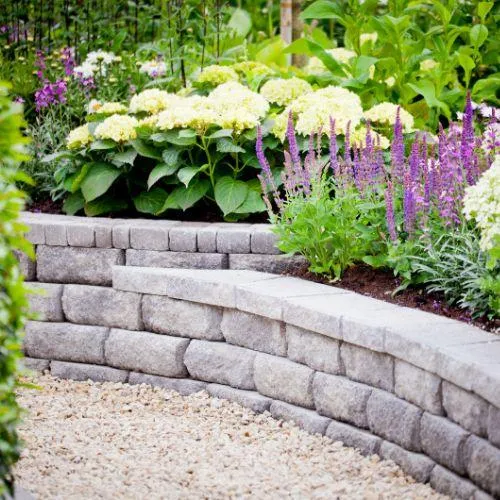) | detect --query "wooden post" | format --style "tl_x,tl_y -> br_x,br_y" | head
281,0 -> 292,64
292,0 -> 306,67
